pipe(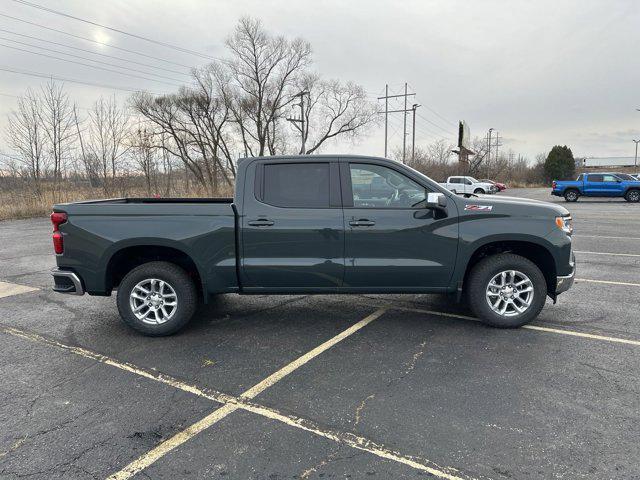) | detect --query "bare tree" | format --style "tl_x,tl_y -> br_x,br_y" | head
87,96 -> 130,194
132,64 -> 236,194
5,89 -> 47,195
39,81 -> 76,184
225,17 -> 312,157
129,125 -> 158,195
293,74 -> 378,154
